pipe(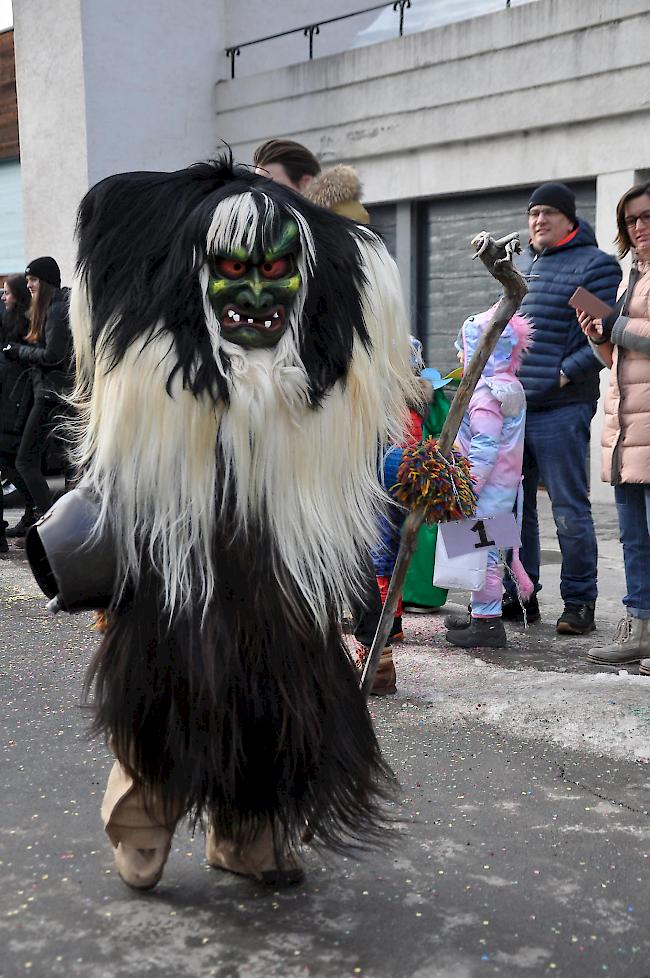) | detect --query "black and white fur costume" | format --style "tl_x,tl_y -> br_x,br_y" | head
70,159 -> 419,855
